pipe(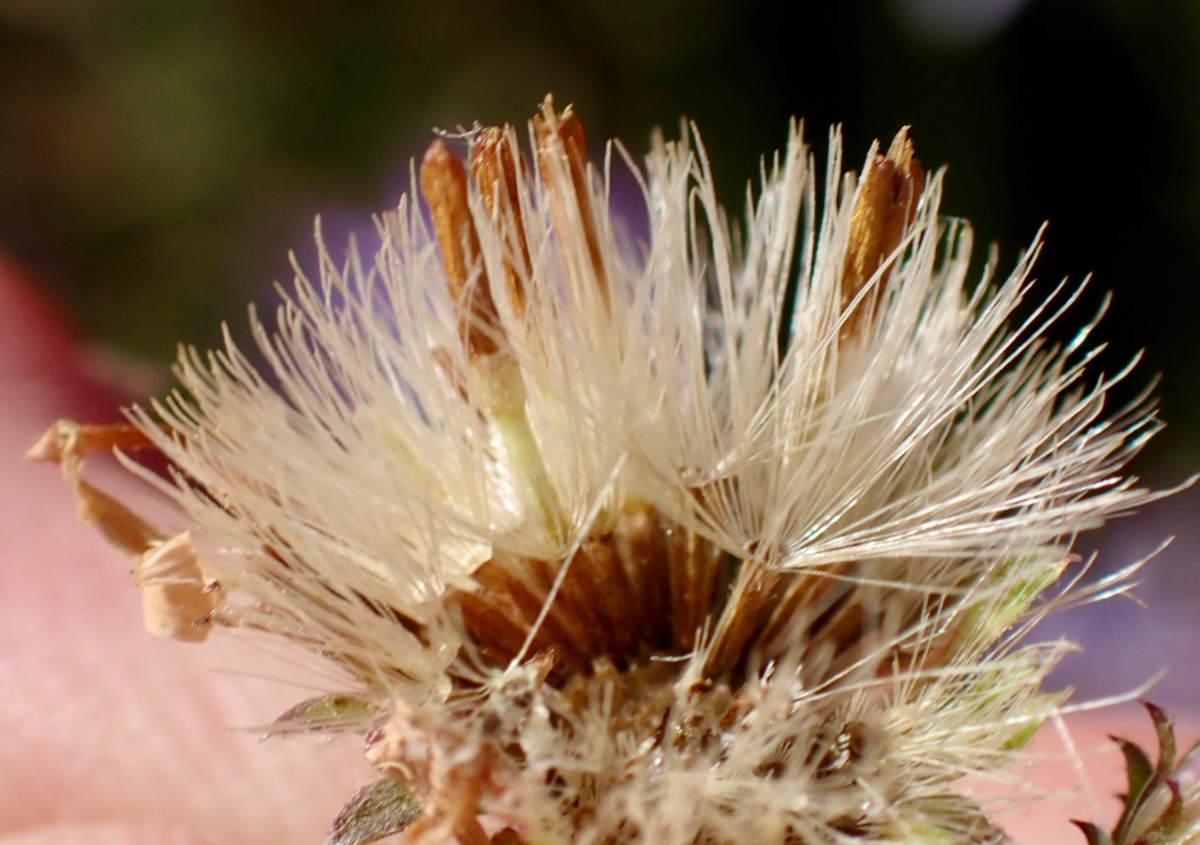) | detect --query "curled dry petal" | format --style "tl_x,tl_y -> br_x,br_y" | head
136,532 -> 215,642
27,418 -> 219,641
